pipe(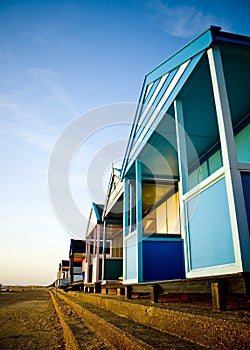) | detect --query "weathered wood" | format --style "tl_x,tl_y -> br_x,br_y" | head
211,281 -> 227,311
94,282 -> 101,293
117,288 -> 125,296
150,285 -> 161,304
129,273 -> 248,295
125,285 -> 132,299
